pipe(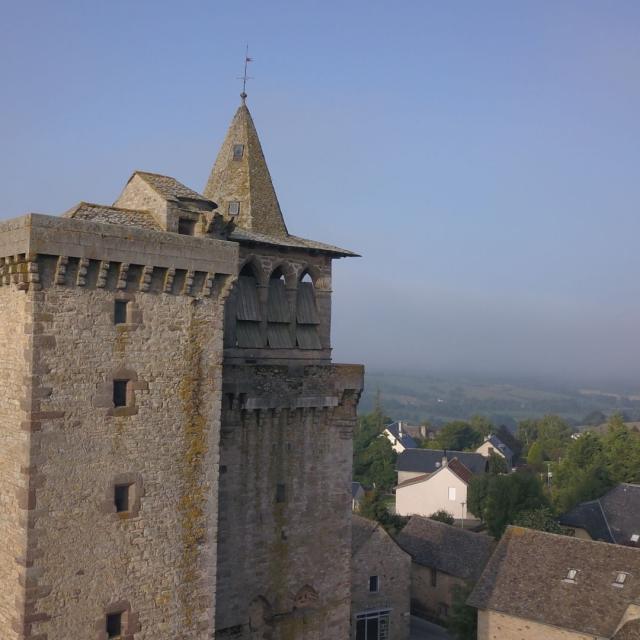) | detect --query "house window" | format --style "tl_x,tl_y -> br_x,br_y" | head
233,144 -> 244,160
113,380 -> 129,407
613,572 -> 629,588
114,300 -> 128,325
369,575 -> 379,593
448,487 -> 456,501
276,483 -> 286,504
114,484 -> 132,513
632,534 -> 639,543
228,201 -> 240,216
178,217 -> 195,235
430,568 -> 437,587
355,609 -> 390,640
106,612 -> 123,638
563,569 -> 578,583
